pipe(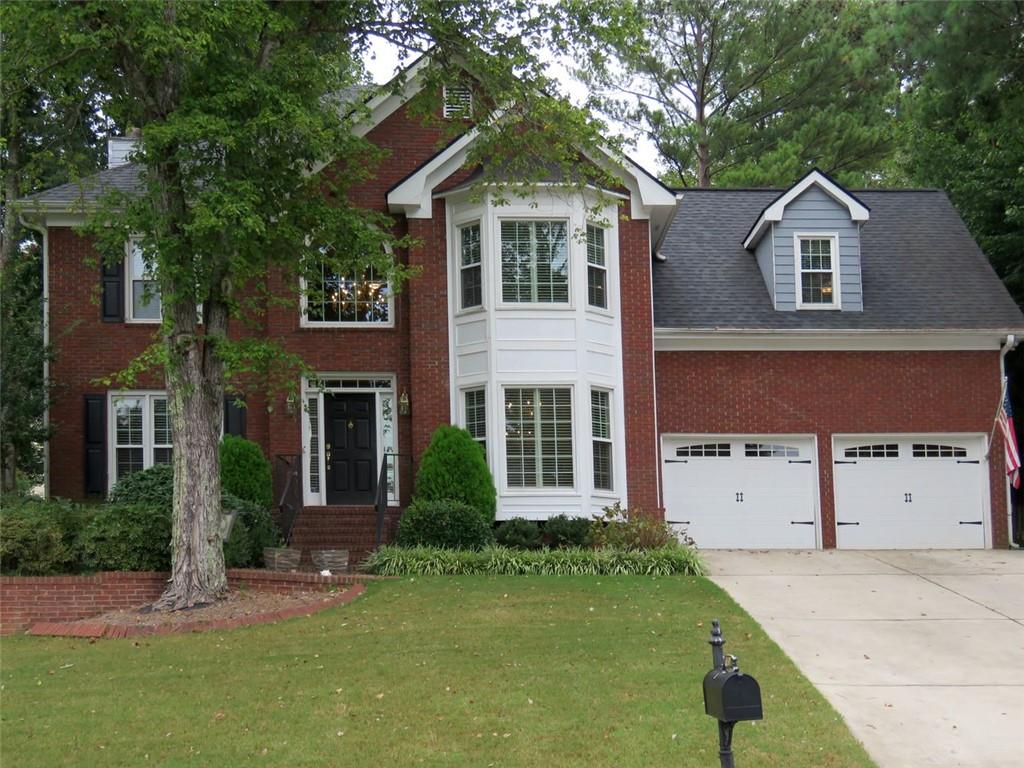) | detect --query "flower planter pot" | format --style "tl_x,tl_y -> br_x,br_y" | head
263,547 -> 302,572
311,549 -> 349,573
